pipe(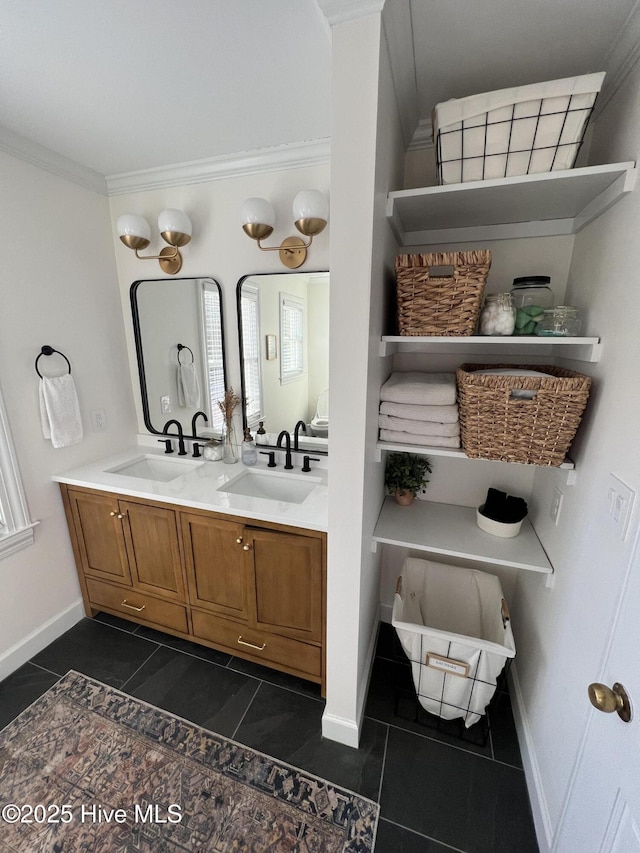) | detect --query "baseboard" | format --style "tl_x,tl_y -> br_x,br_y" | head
379,602 -> 393,623
508,663 -> 553,853
321,711 -> 361,748
322,605 -> 381,748
0,599 -> 85,682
